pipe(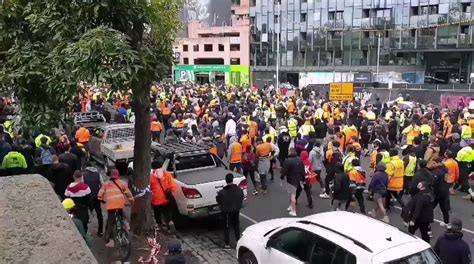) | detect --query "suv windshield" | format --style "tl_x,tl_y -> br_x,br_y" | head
170,154 -> 216,171
386,249 -> 440,264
